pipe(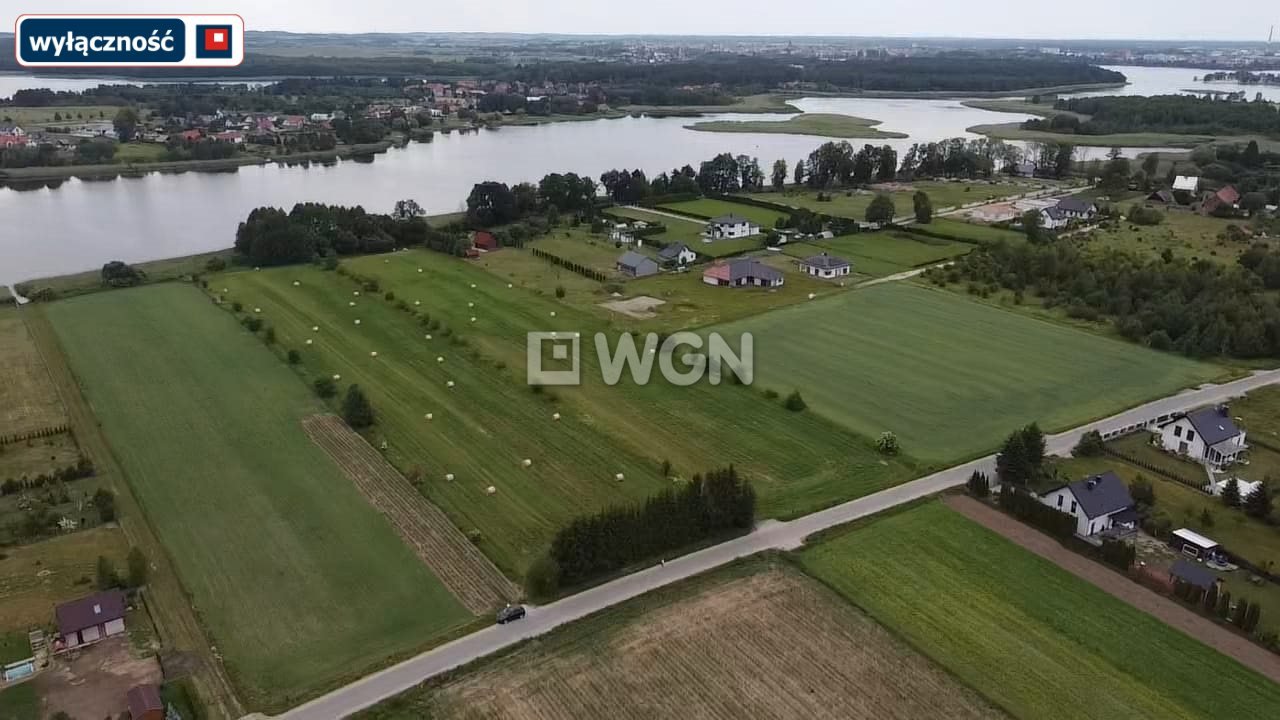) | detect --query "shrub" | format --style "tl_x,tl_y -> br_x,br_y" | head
966,470 -> 990,498
231,301 -> 243,312
876,431 -> 900,455
783,390 -> 807,412
205,256 -> 227,272
264,326 -> 276,344
286,349 -> 301,365
555,285 -> 566,299
127,547 -> 148,588
525,553 -> 562,600
1072,430 -> 1105,457
93,488 -> 116,523
313,376 -> 337,398
342,384 -> 376,428
96,555 -> 120,590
